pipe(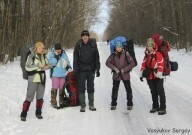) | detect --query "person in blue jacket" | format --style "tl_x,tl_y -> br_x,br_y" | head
47,43 -> 72,109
